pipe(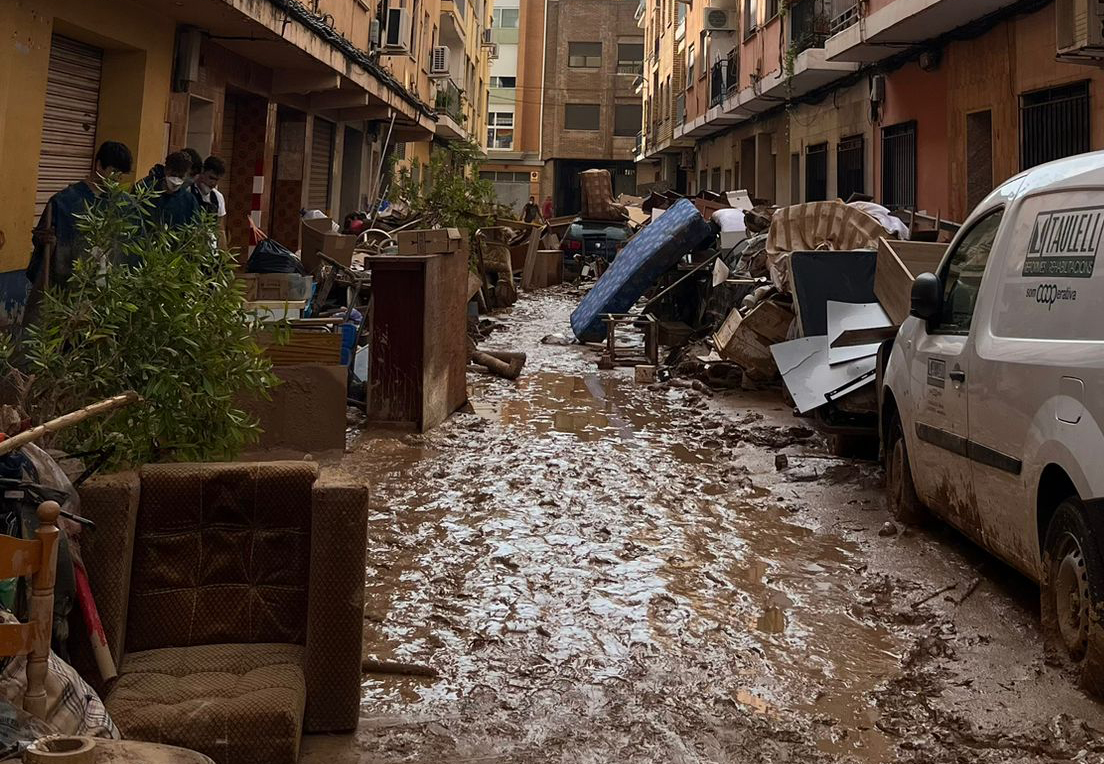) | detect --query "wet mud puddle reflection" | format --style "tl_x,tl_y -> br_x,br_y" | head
348,368 -> 903,761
